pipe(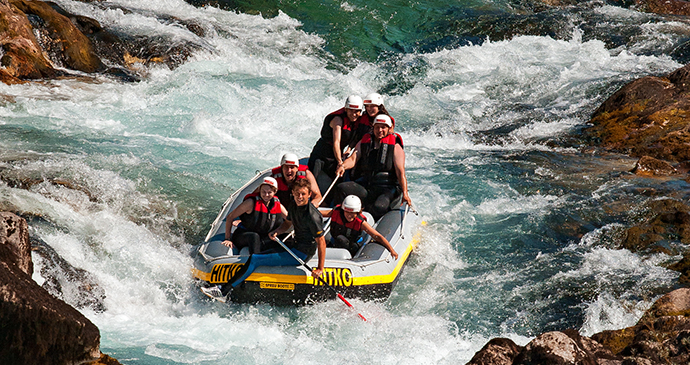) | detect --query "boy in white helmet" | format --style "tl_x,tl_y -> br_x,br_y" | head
322,195 -> 398,258
270,153 -> 322,205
